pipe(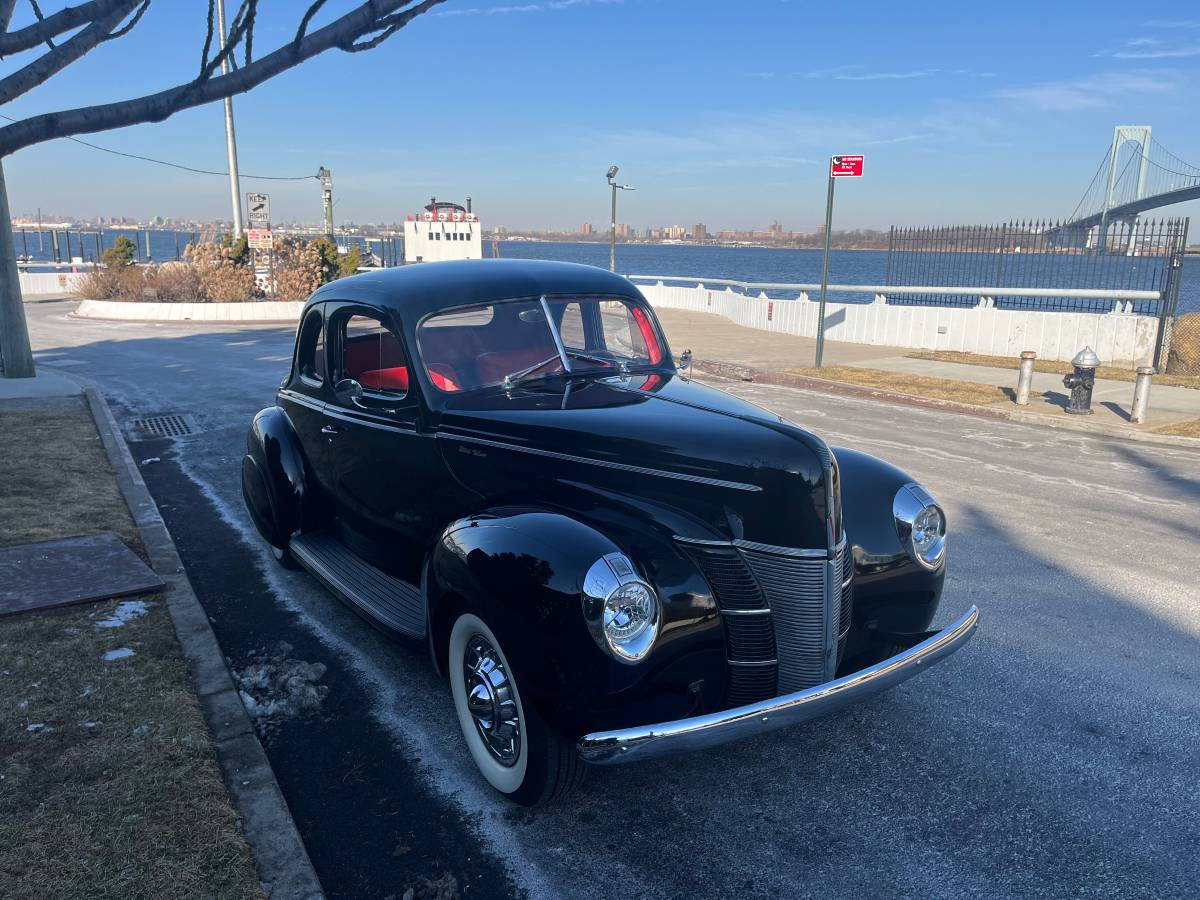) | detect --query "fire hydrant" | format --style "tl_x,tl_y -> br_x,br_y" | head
1062,347 -> 1101,415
